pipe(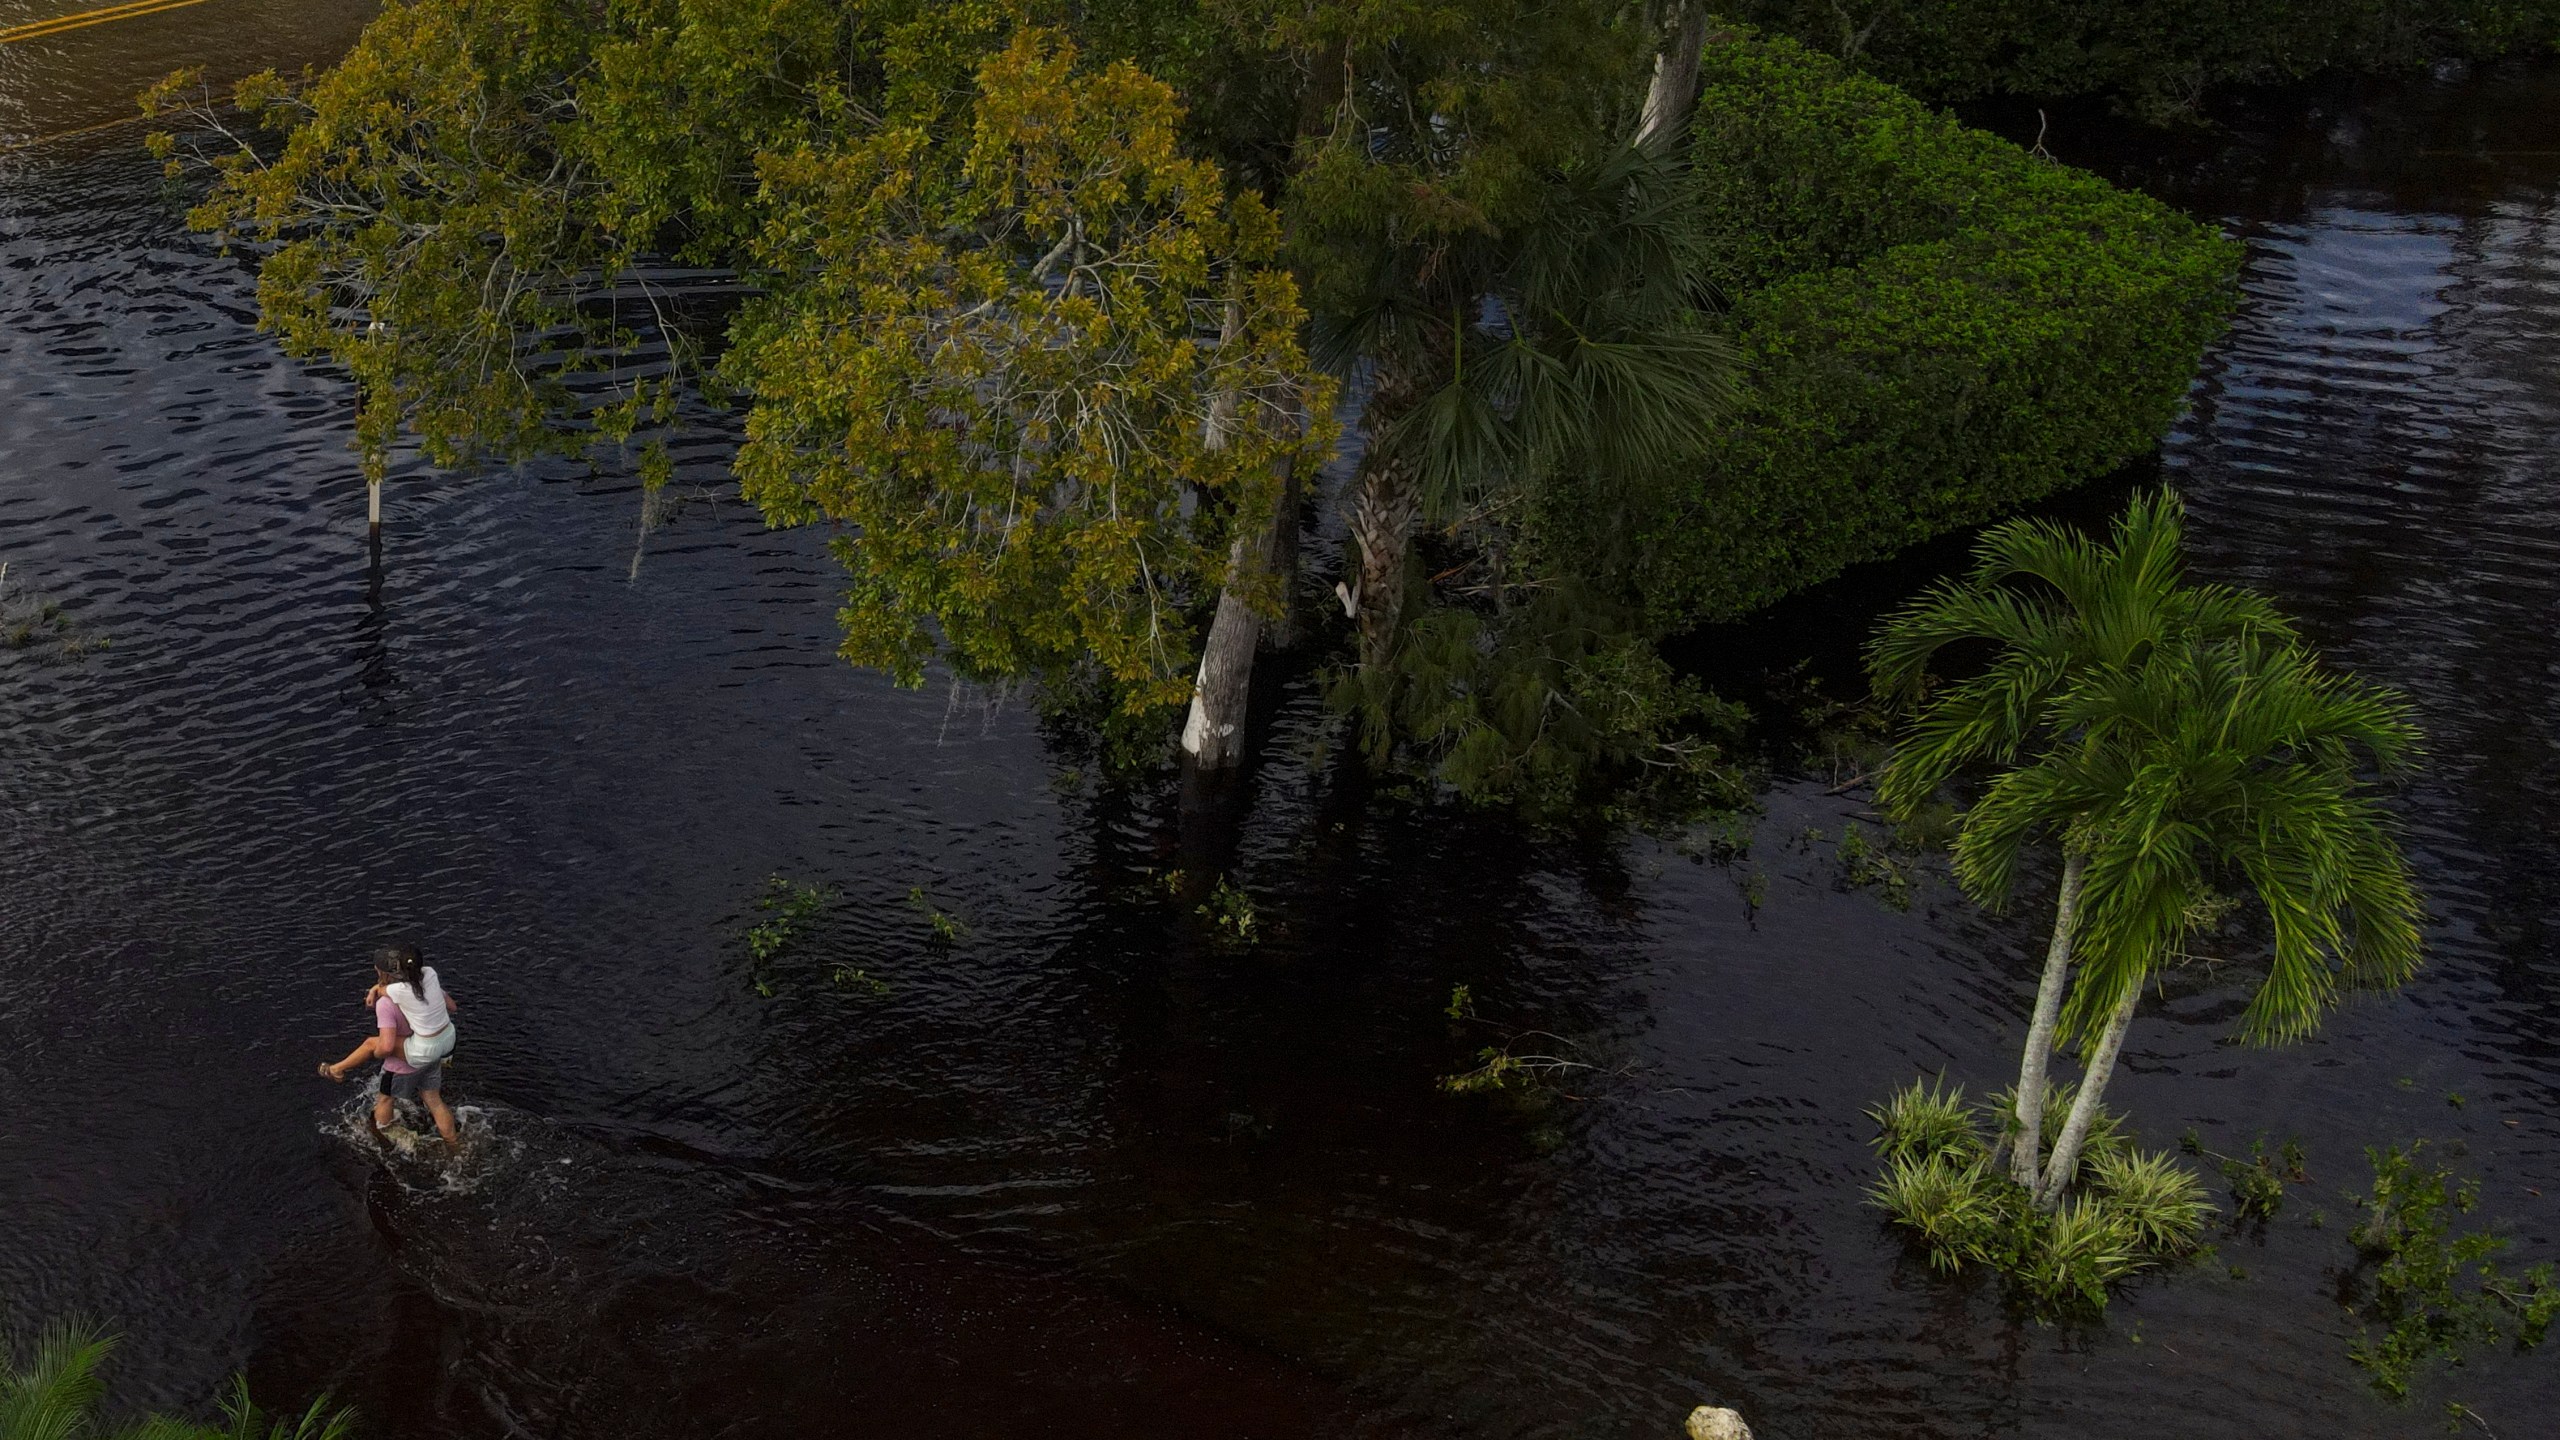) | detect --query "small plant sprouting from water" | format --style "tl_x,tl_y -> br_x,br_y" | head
907,886 -> 968,943
0,562 -> 103,663
1198,877 -> 1259,945
830,964 -> 891,998
1436,983 -> 1612,1097
1867,1076 -> 2213,1315
746,876 -> 832,963
2340,1141 -> 2558,1400
2179,1129 -> 2307,1221
742,876 -> 833,995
